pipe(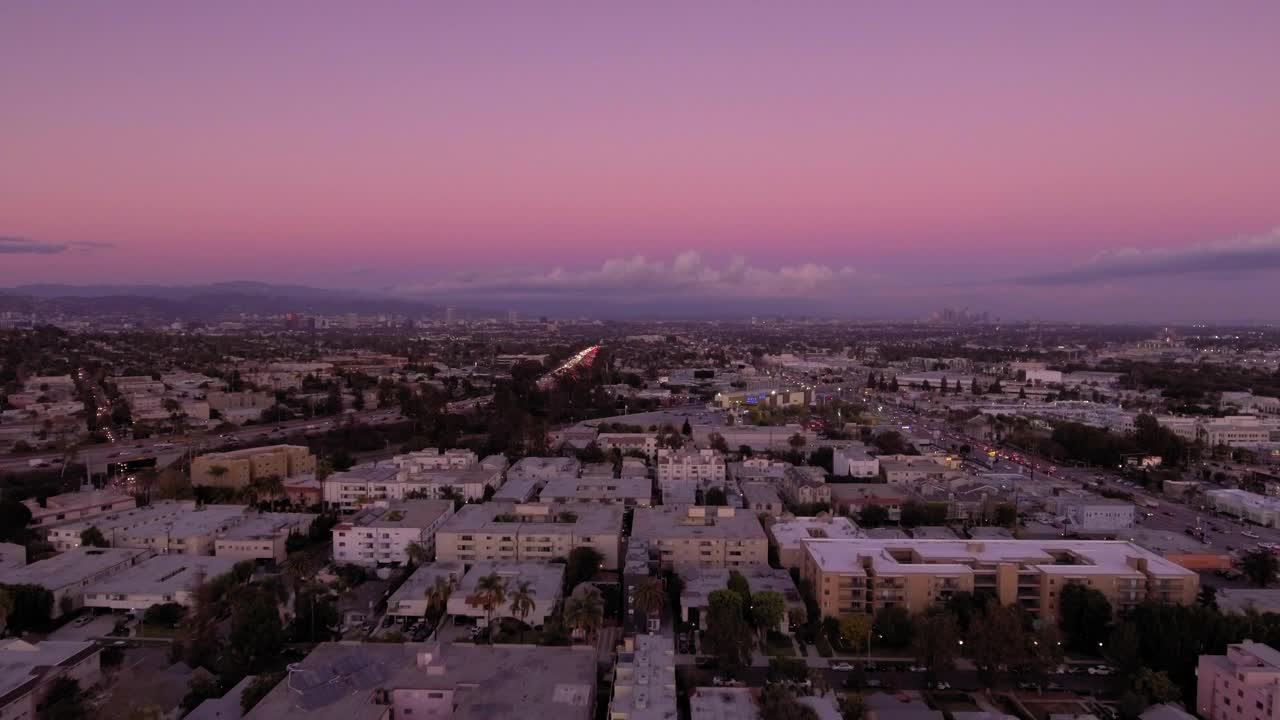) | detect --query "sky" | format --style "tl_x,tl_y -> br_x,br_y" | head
2,1 -> 1278,321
